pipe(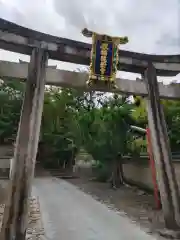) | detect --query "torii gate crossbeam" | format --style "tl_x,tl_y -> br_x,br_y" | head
0,17 -> 180,76
1,61 -> 180,100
